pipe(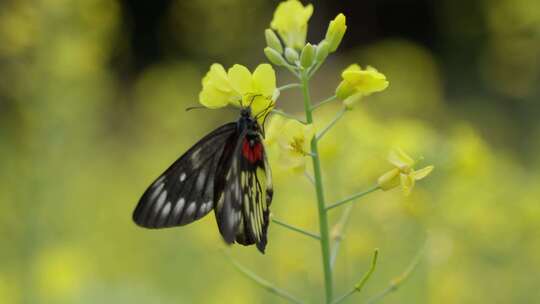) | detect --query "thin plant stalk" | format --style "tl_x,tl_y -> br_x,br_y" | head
317,107 -> 347,141
278,83 -> 302,91
333,249 -> 379,304
312,95 -> 338,111
271,217 -> 321,240
326,186 -> 380,211
300,71 -> 334,303
366,242 -> 426,304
